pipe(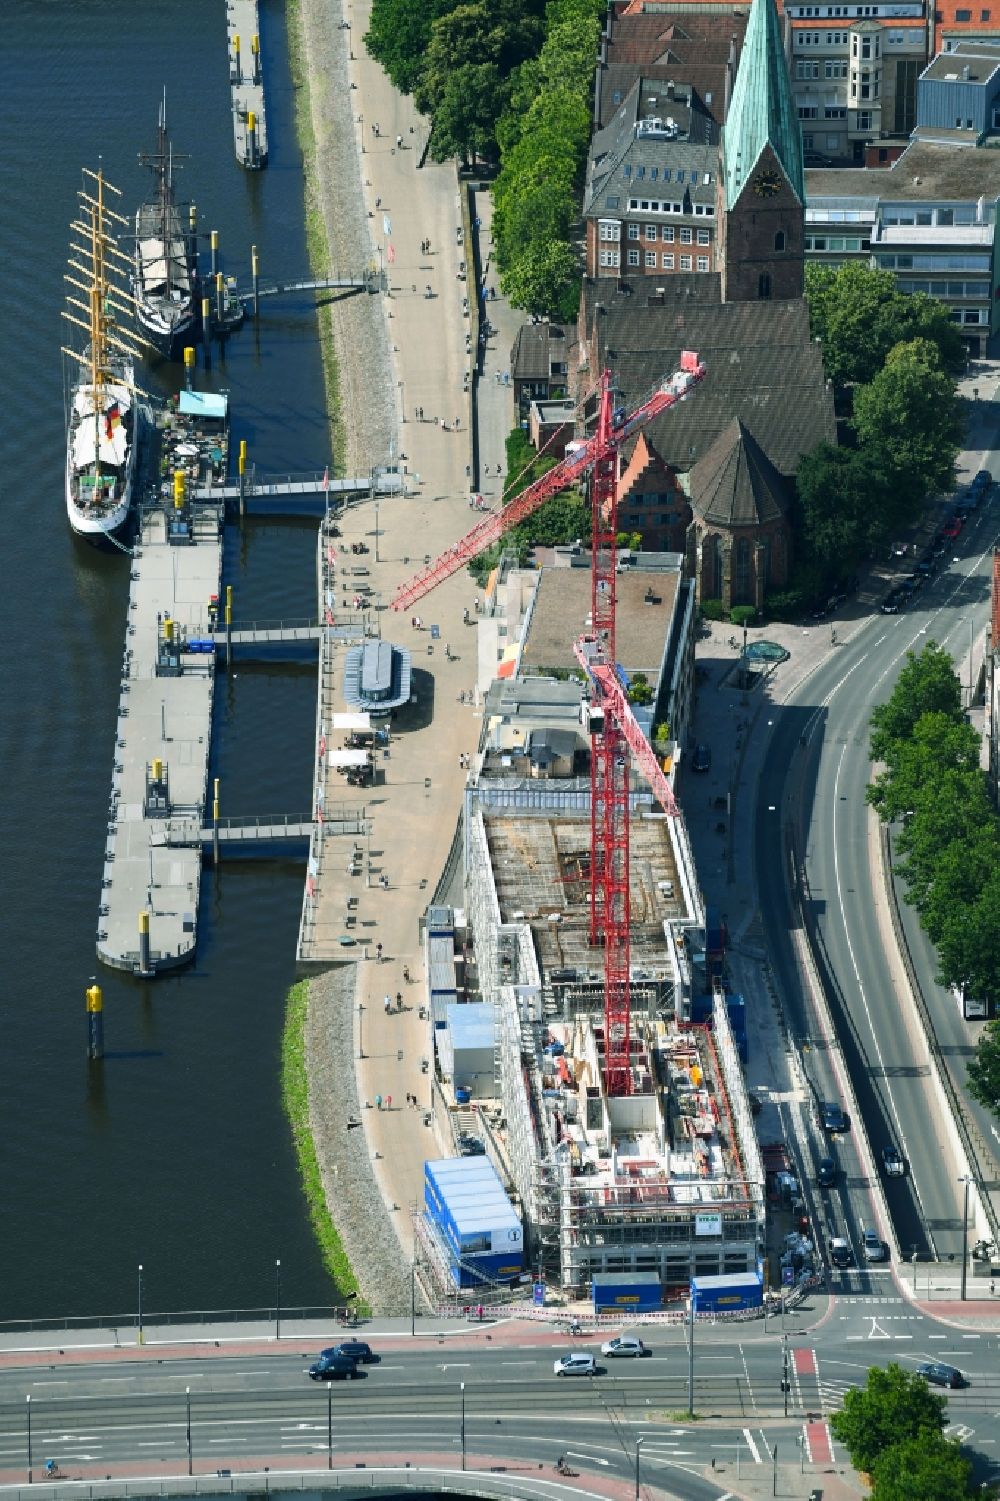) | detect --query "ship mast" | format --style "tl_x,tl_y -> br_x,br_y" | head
61,165 -> 146,496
